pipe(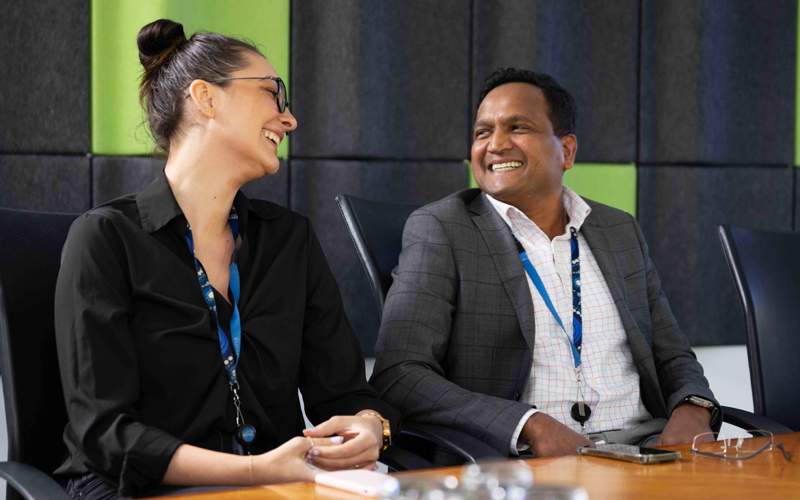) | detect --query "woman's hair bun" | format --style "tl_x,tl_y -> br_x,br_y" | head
137,19 -> 187,67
